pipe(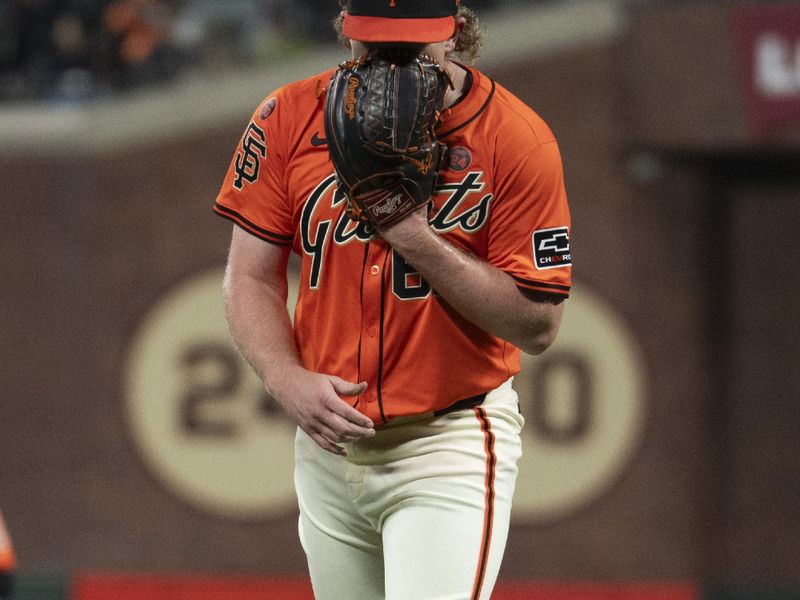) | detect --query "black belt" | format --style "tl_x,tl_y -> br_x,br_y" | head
433,393 -> 487,416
